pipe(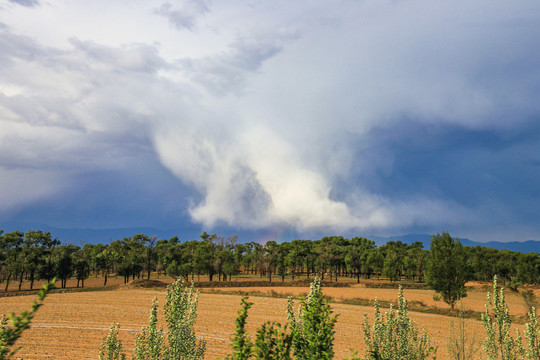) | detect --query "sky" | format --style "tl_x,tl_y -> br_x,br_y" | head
0,0 -> 539,243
